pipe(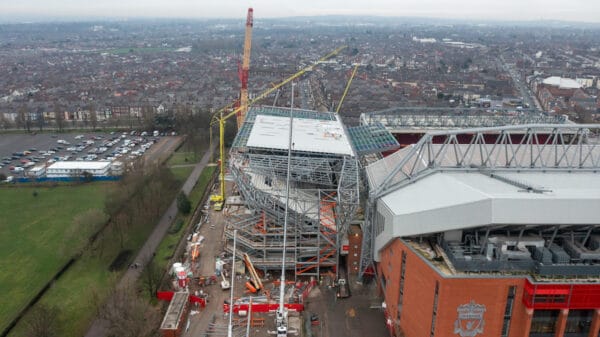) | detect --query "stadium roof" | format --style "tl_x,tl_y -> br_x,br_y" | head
366,124 -> 600,257
360,107 -> 569,131
346,122 -> 400,155
376,171 -> 600,242
366,124 -> 600,198
247,114 -> 354,156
